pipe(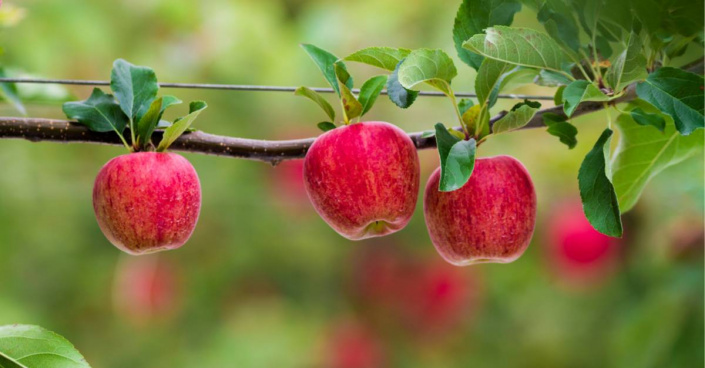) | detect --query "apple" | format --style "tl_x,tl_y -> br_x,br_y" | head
546,202 -> 619,286
93,152 -> 201,255
324,320 -> 385,368
304,121 -> 420,240
424,155 -> 536,265
113,255 -> 180,323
